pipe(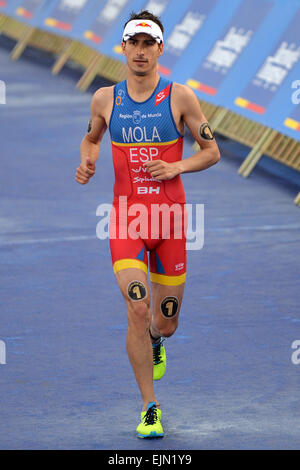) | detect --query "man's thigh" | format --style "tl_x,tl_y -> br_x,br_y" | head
149,235 -> 186,329
115,267 -> 151,307
151,281 -> 185,331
